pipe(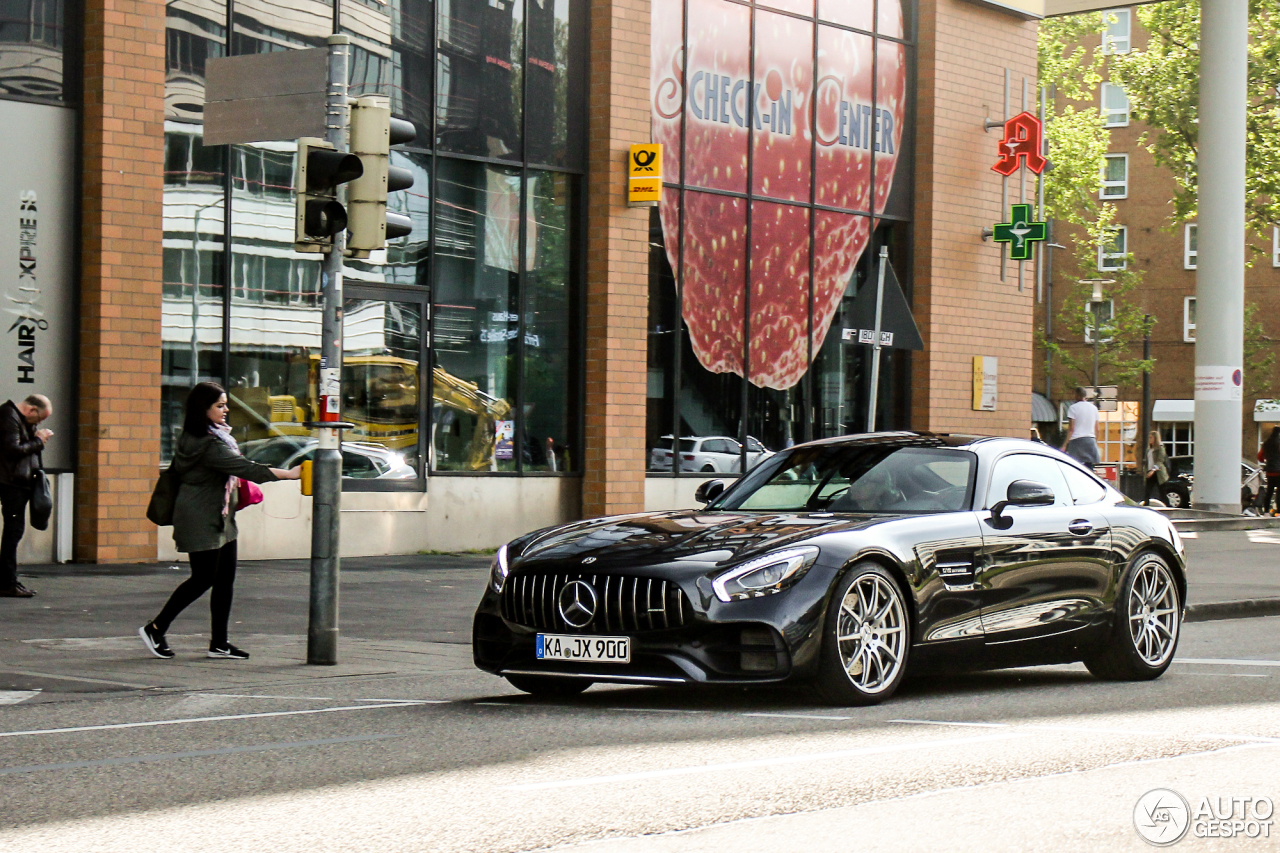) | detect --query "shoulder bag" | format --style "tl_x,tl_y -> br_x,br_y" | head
29,451 -> 52,531
146,466 -> 179,526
